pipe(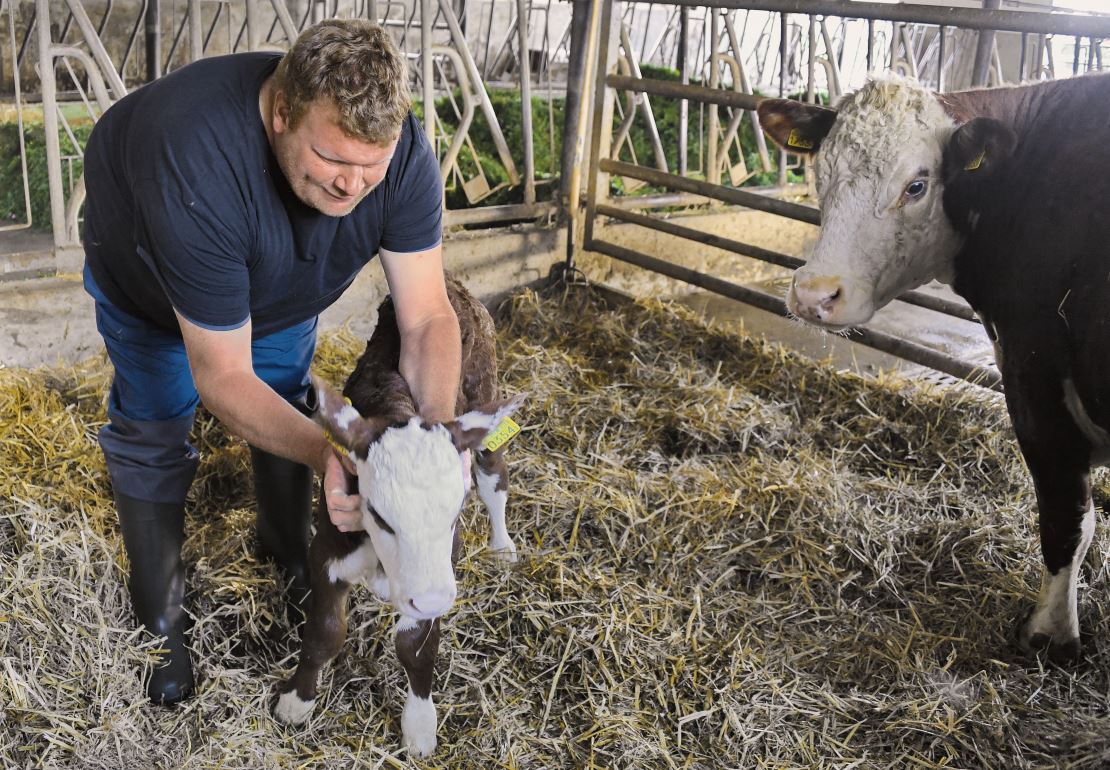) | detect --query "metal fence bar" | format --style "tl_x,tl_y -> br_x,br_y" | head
607,72 -> 763,110
596,203 -> 979,321
587,237 -> 1003,391
633,0 -> 1110,38
601,157 -> 821,224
